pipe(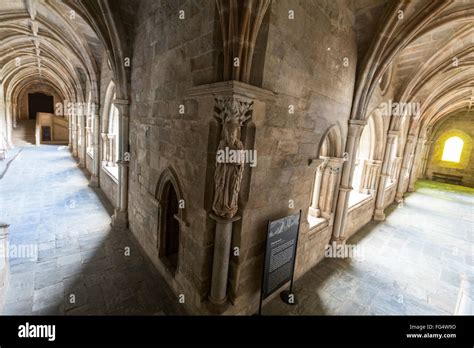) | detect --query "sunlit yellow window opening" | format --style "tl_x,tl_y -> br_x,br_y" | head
441,136 -> 463,163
